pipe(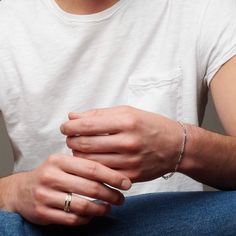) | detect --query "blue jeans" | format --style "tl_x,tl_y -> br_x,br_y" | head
1,192 -> 236,236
